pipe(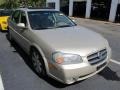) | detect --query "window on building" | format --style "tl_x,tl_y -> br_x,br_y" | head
48,2 -> 55,9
